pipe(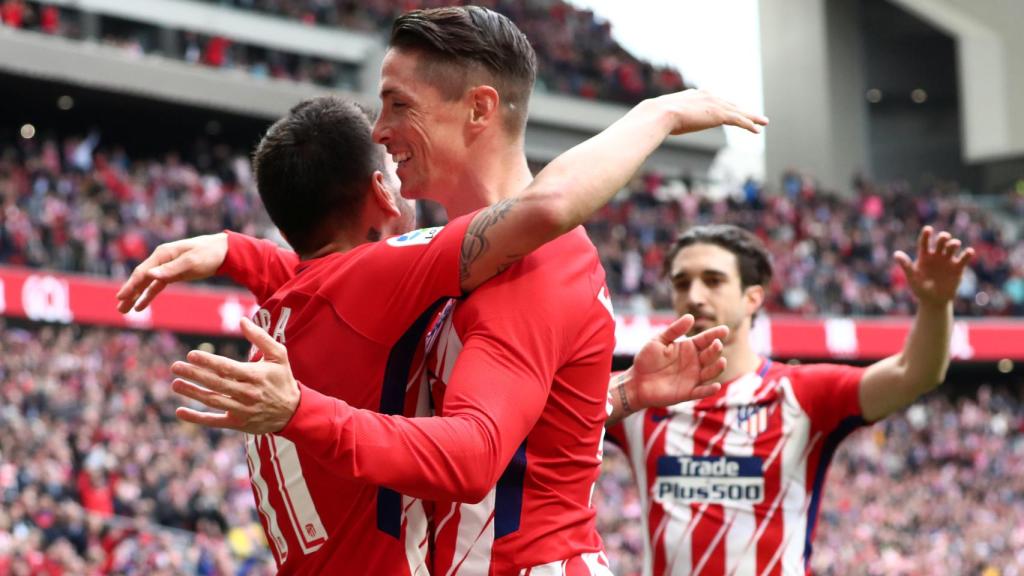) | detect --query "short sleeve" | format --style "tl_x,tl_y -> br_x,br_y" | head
320,211 -> 476,344
787,363 -> 867,434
